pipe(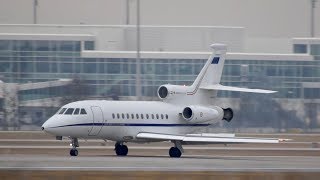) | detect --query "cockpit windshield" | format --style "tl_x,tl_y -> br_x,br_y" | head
58,108 -> 67,114
65,108 -> 75,115
57,107 -> 87,115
